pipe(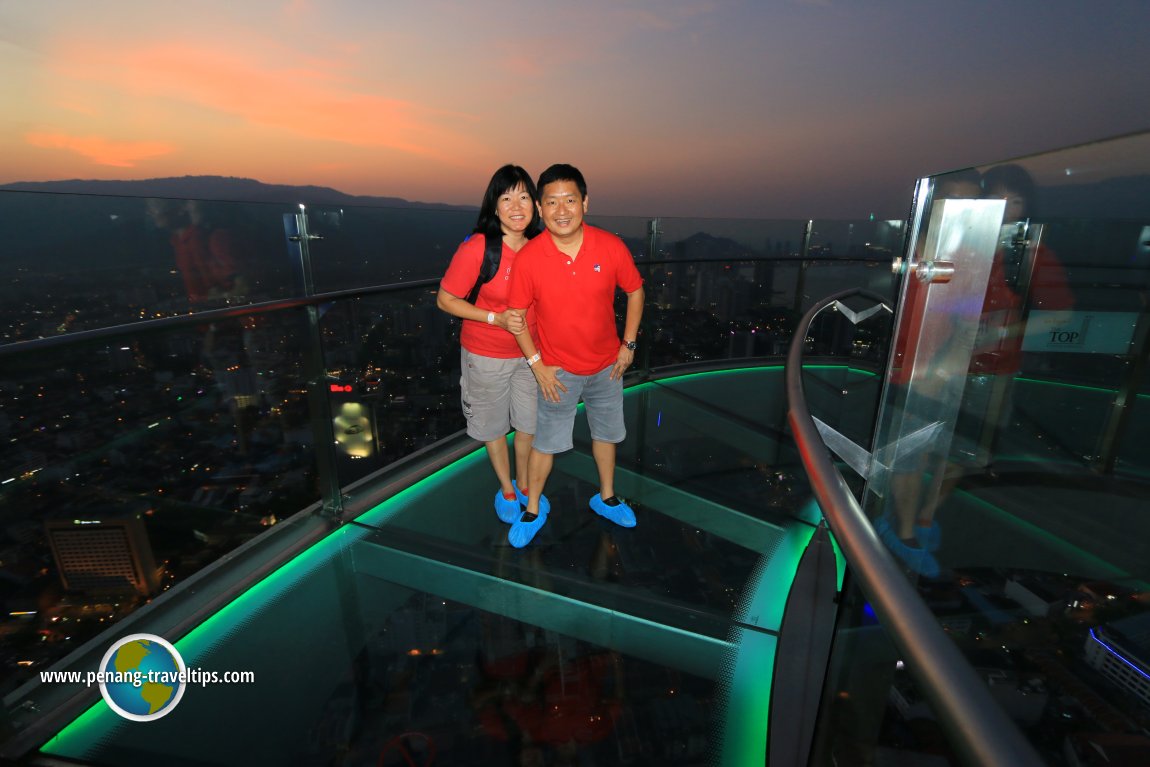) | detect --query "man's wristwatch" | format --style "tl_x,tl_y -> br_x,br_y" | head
622,339 -> 637,351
